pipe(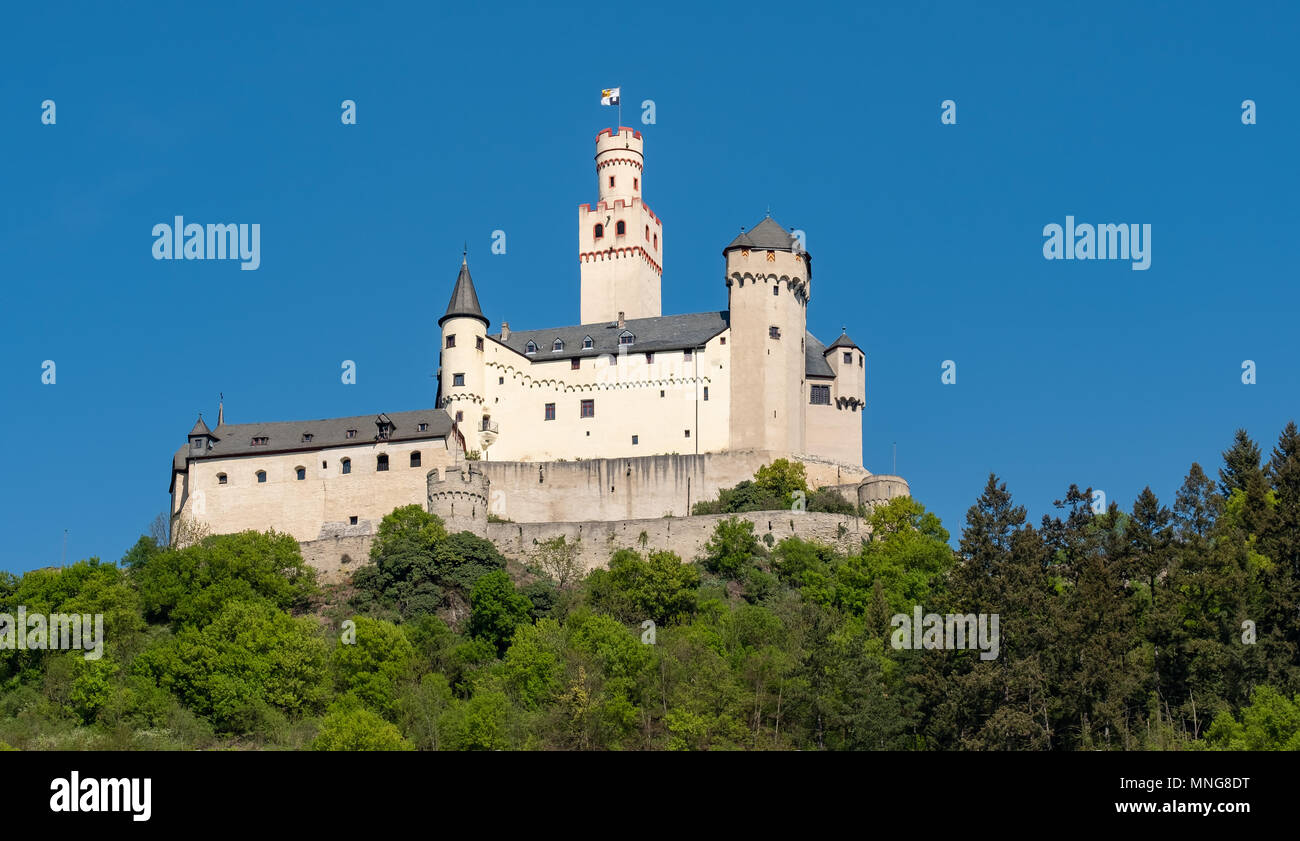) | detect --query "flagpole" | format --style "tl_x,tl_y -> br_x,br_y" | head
618,85 -> 622,132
